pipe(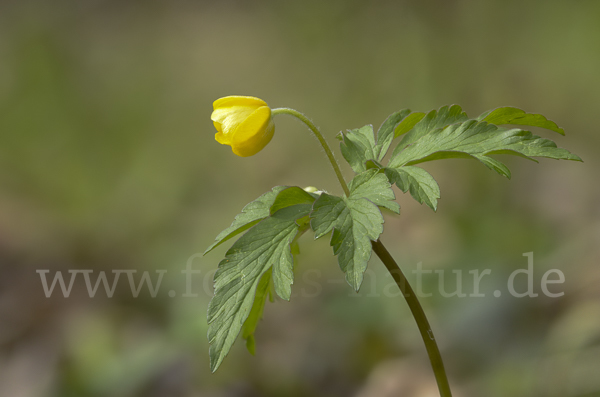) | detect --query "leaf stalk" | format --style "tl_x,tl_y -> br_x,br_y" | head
272,108 -> 350,196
